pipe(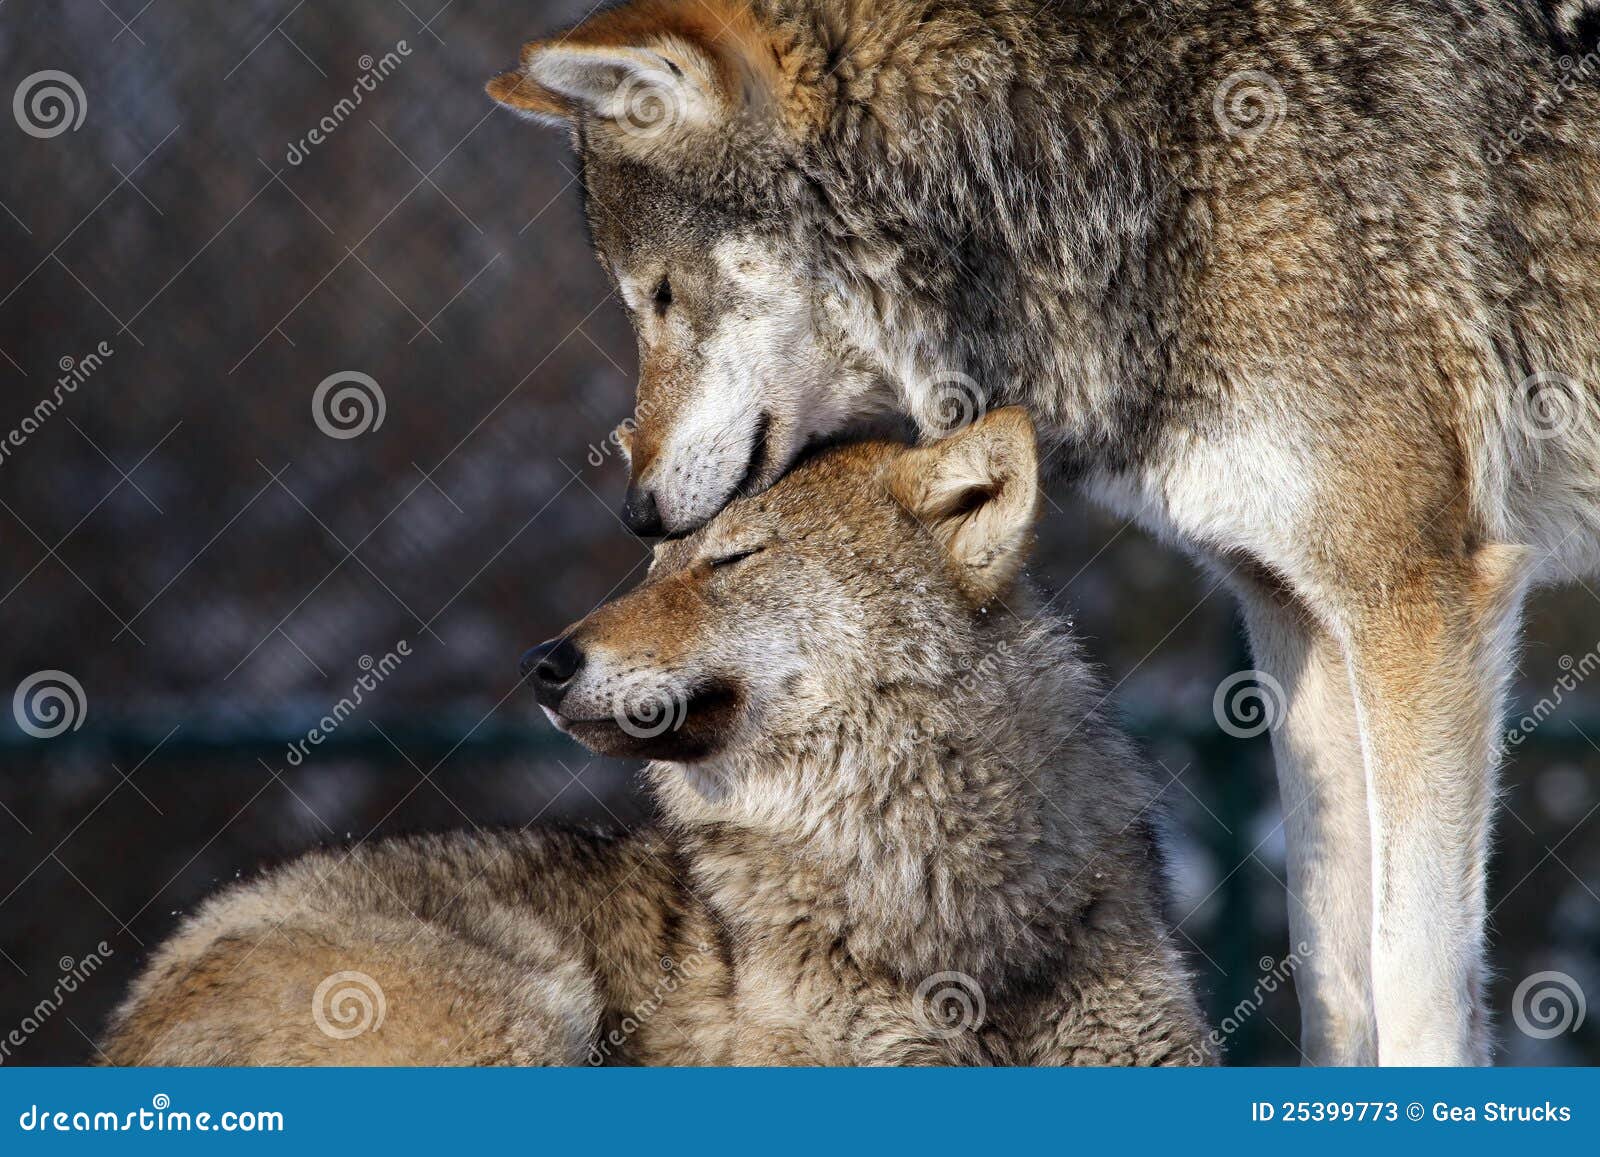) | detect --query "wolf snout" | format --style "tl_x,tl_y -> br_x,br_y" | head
620,484 -> 664,537
520,638 -> 585,708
